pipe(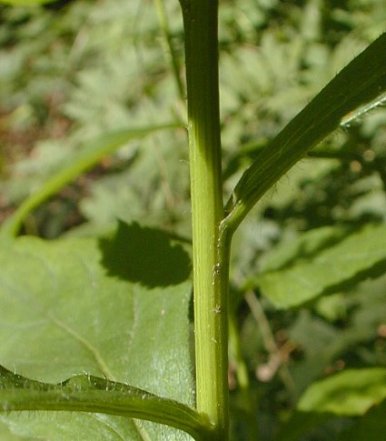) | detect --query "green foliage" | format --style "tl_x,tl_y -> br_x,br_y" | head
0,230 -> 195,439
0,124 -> 181,238
298,368 -> 386,415
338,401 -> 386,441
0,0 -> 386,440
255,224 -> 386,308
0,365 -> 210,440
223,31 -> 386,232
